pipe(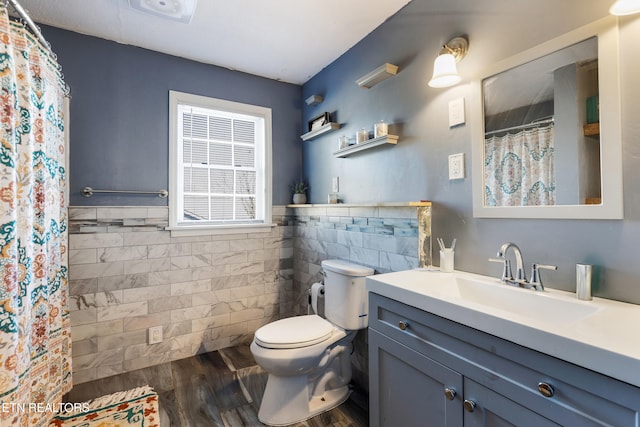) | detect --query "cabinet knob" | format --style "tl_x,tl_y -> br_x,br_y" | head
398,321 -> 409,331
538,382 -> 555,398
463,399 -> 477,413
444,388 -> 456,400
